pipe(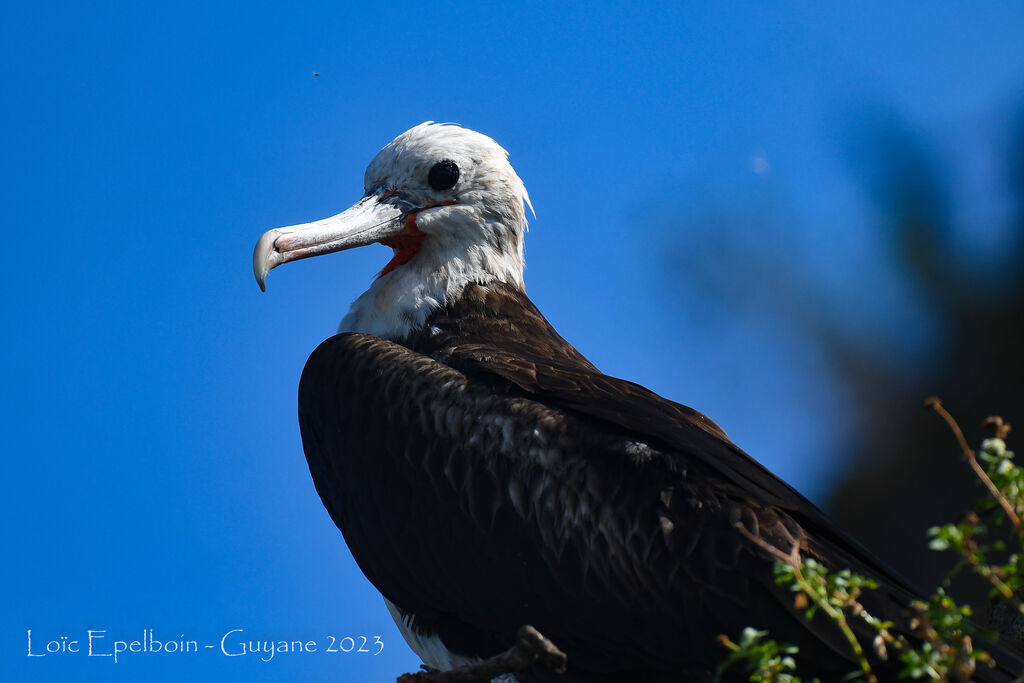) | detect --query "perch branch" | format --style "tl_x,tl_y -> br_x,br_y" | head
396,625 -> 566,683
